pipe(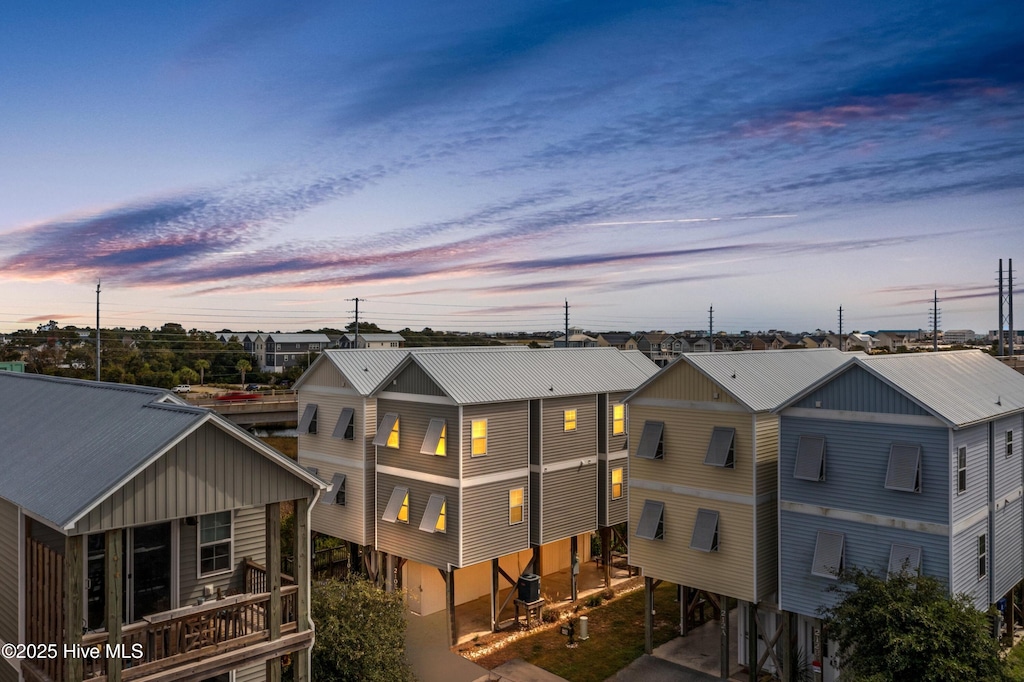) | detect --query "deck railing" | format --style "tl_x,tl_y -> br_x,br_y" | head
244,557 -> 296,593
